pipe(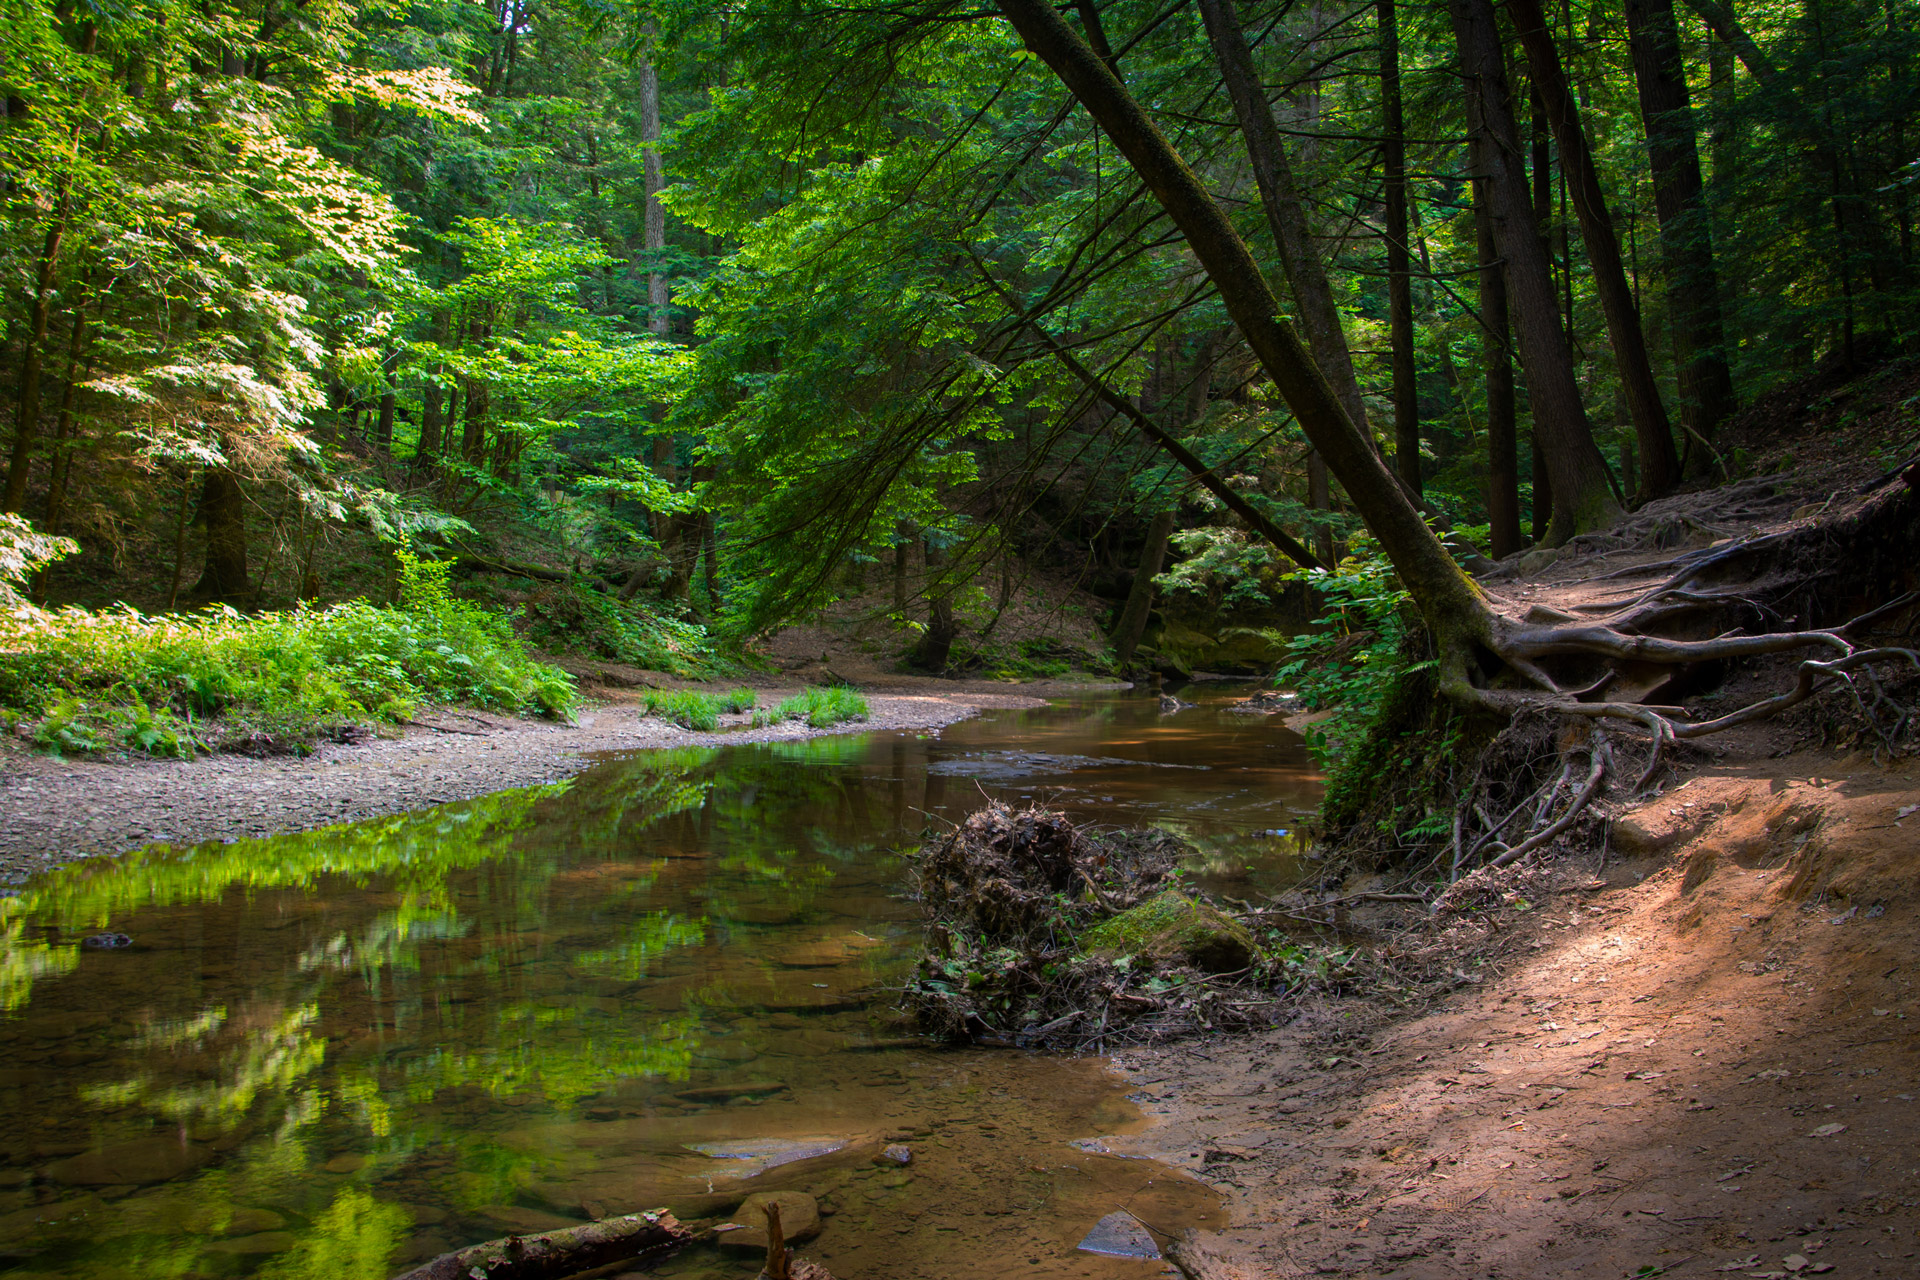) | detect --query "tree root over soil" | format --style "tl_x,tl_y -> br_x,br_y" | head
1426,482 -> 1920,889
